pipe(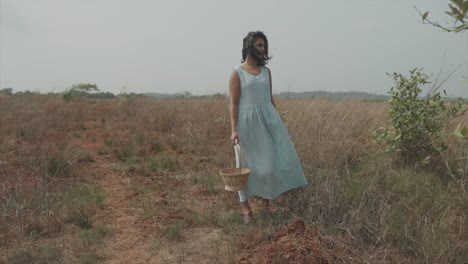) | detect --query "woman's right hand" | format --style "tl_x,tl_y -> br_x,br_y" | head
230,131 -> 239,145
